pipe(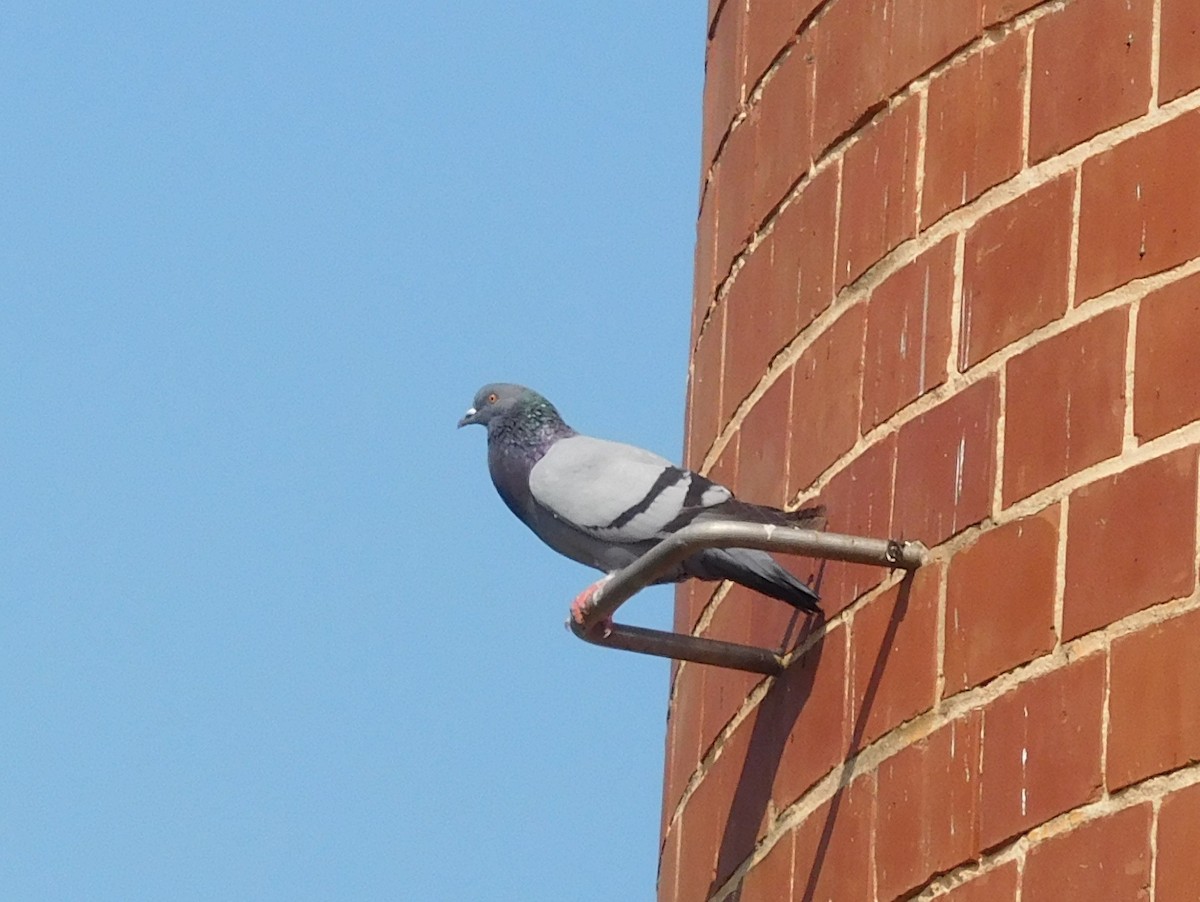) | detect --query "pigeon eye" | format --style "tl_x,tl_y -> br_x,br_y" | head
487,392 -> 498,403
